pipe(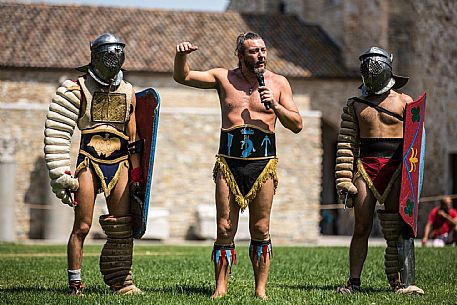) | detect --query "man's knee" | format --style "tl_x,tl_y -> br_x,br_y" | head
250,221 -> 270,240
216,219 -> 237,241
353,221 -> 371,239
72,222 -> 91,239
